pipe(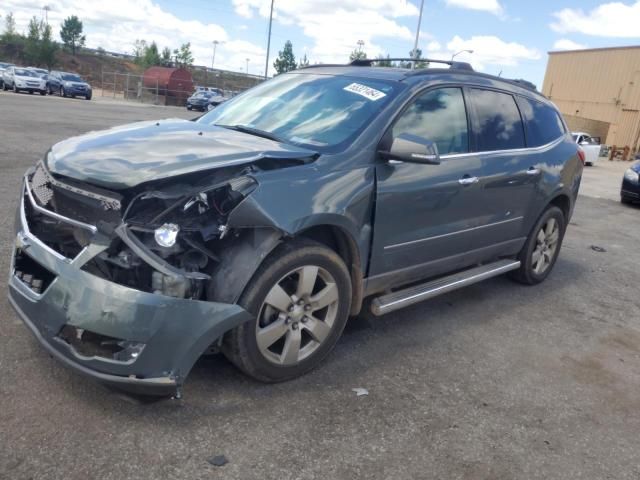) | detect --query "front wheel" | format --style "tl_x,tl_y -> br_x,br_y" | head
223,239 -> 352,382
510,206 -> 566,285
40,90 -> 46,96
